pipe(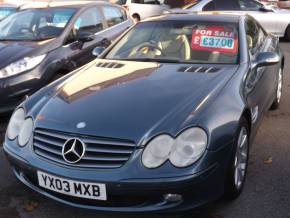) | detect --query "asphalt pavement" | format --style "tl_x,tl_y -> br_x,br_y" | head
0,41 -> 290,218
